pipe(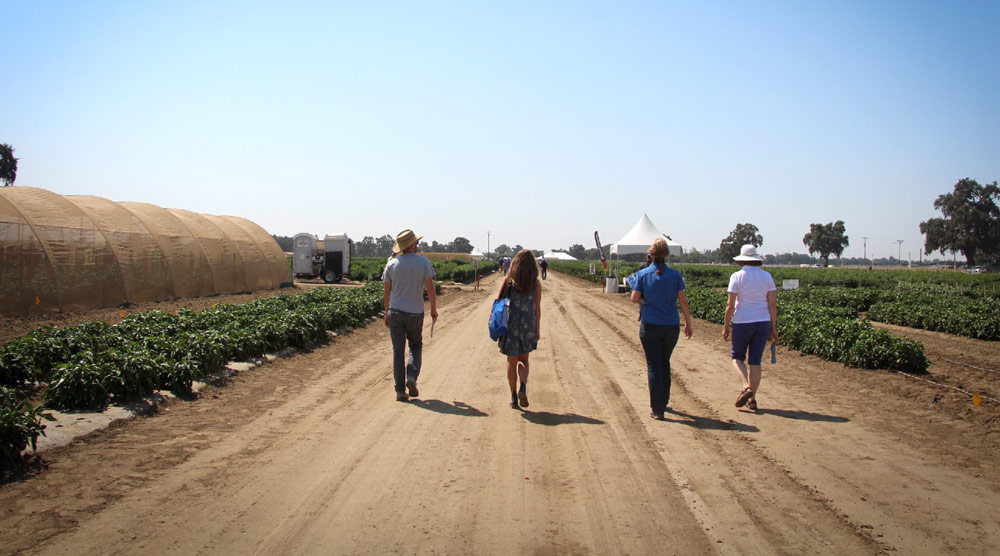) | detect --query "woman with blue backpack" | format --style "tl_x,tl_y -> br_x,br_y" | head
495,249 -> 542,409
